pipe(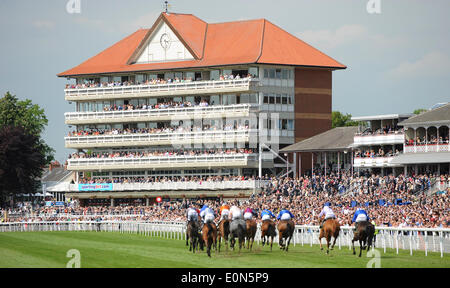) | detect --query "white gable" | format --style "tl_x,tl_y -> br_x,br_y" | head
135,21 -> 194,64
